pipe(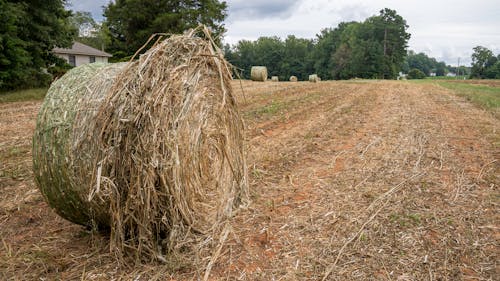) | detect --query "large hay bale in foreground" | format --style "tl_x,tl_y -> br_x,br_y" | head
33,29 -> 248,262
271,76 -> 279,82
309,74 -> 319,82
289,75 -> 298,82
251,66 -> 267,81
